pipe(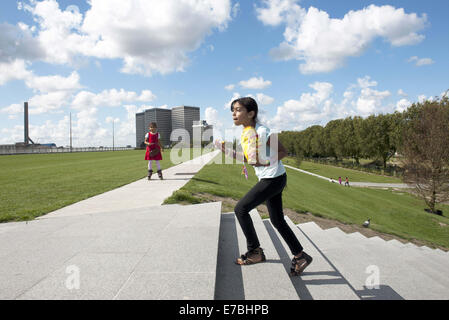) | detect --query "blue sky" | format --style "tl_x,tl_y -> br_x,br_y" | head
1,0 -> 448,147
